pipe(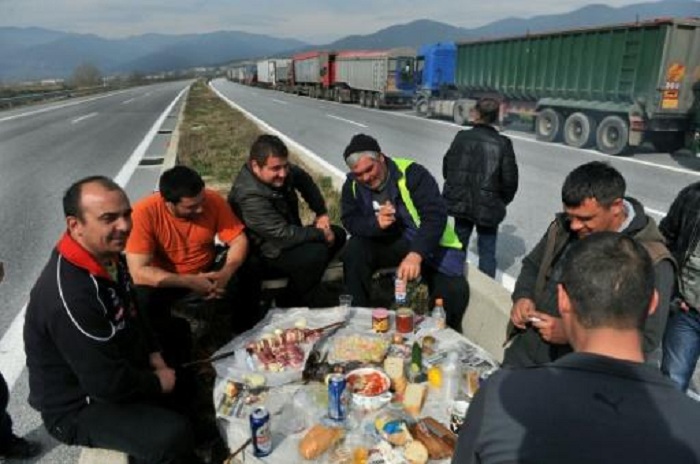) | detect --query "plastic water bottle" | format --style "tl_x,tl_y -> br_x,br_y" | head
441,351 -> 461,402
394,274 -> 407,306
431,297 -> 446,330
